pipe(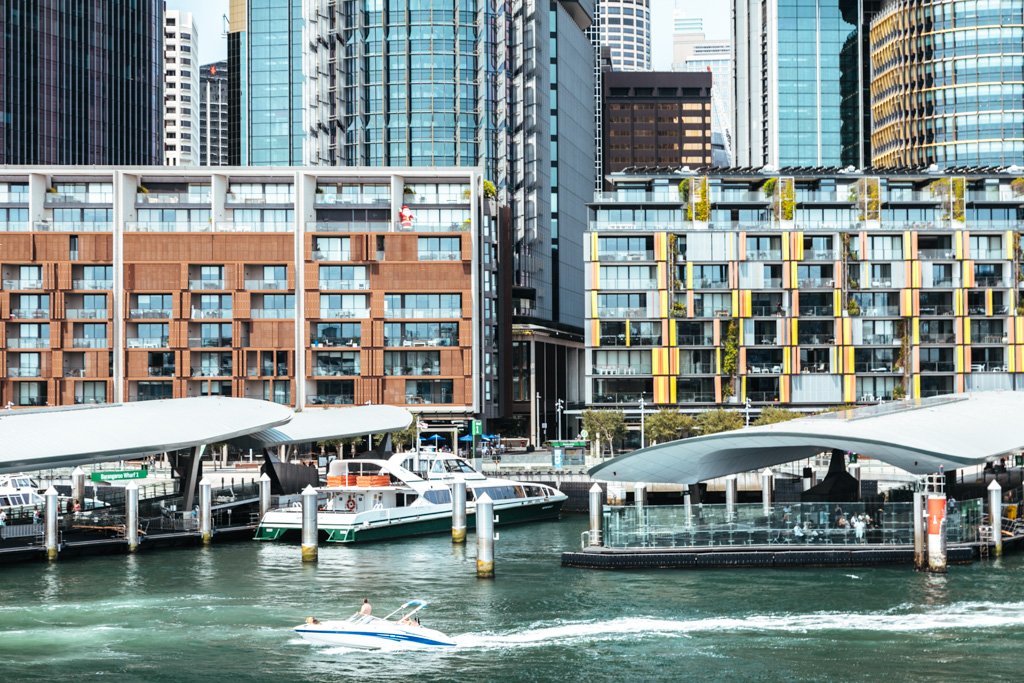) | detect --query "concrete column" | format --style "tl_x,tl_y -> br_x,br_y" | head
761,468 -> 773,518
71,467 -> 87,506
988,479 -> 1003,557
44,487 -> 59,561
683,487 -> 693,528
221,443 -> 229,468
849,463 -> 861,498
588,483 -> 603,547
126,483 -> 140,552
926,493 -> 947,573
802,466 -> 814,491
259,473 -> 272,519
301,485 -> 318,563
199,478 -> 213,544
475,493 -> 495,578
913,490 -> 926,571
634,483 -> 646,512
725,475 -> 737,522
452,480 -> 467,544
